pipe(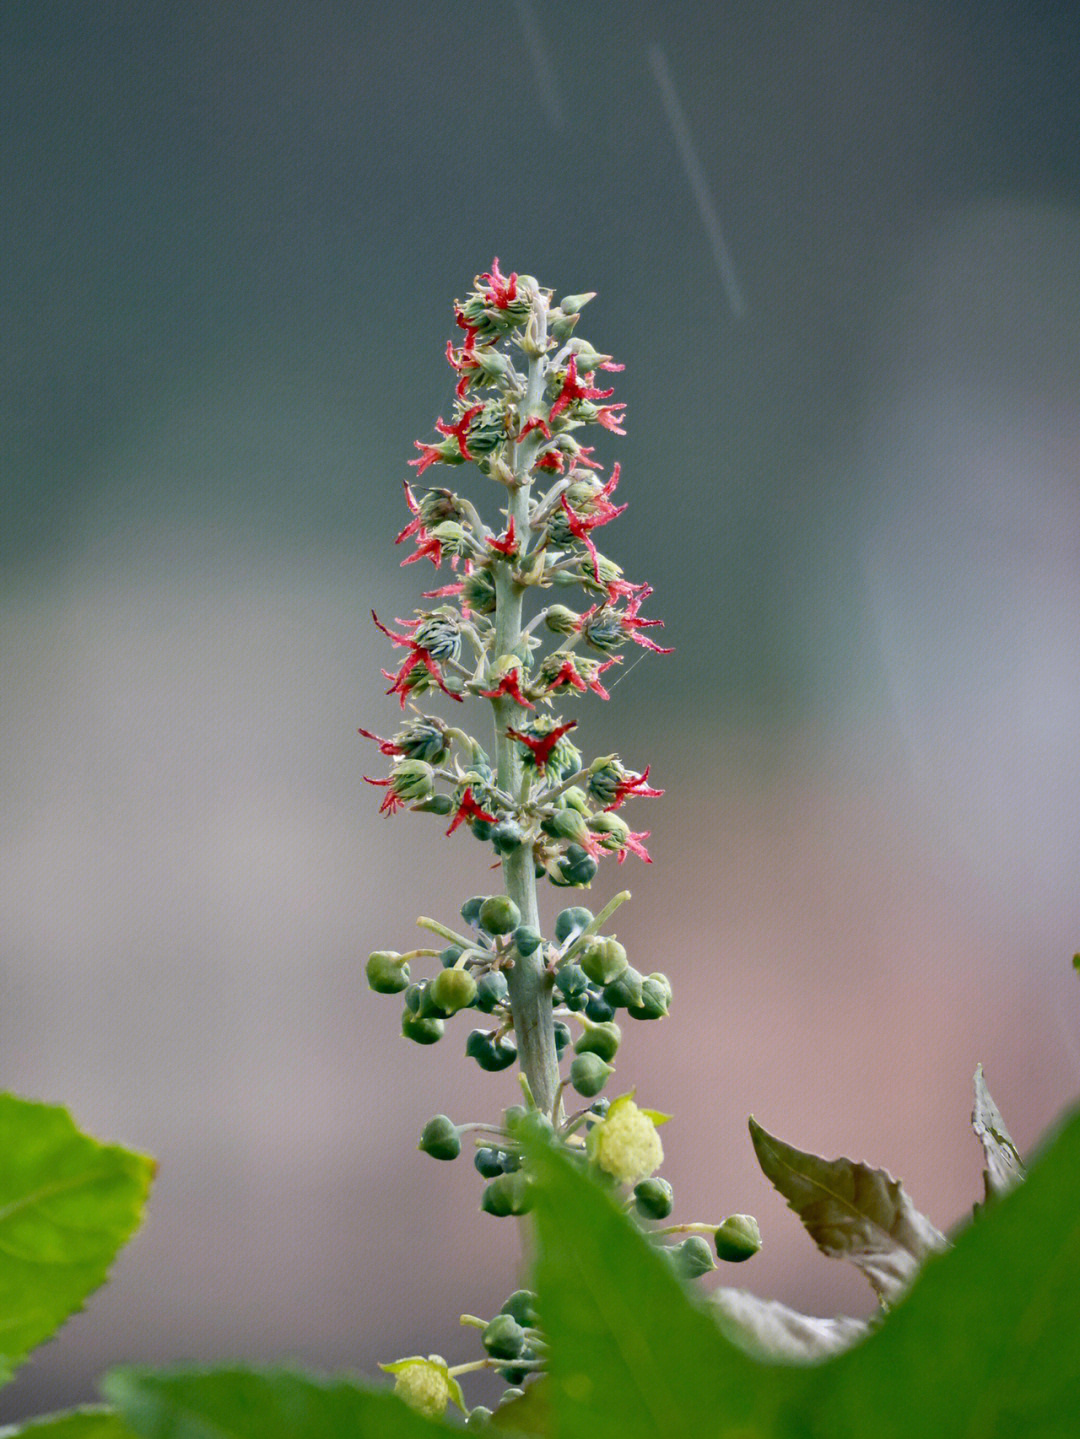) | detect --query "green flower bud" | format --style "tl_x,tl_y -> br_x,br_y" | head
500,1288 -> 539,1326
411,793 -> 453,816
366,950 -> 410,994
513,924 -> 543,957
417,981 -> 451,1019
480,1170 -> 534,1217
570,1052 -> 613,1097
669,1235 -> 716,1280
543,808 -> 591,846
554,962 -> 589,1000
497,1351 -> 537,1386
584,990 -> 616,1023
479,895 -> 521,935
481,1313 -> 526,1360
560,291 -> 597,317
461,895 -> 488,929
555,906 -> 594,943
548,310 -> 580,342
580,937 -> 628,986
474,1147 -> 505,1179
603,966 -> 644,1010
401,1011 -> 444,1045
544,604 -> 581,635
633,1177 -> 674,1220
418,1115 -> 461,1161
430,966 -> 478,1014
429,519 -> 470,556
465,1029 -> 518,1072
574,1019 -> 621,1063
474,969 -> 509,1012
466,1406 -> 494,1430
558,843 -> 597,888
503,1104 -> 527,1128
714,1213 -> 762,1263
470,816 -> 496,841
553,1019 -> 572,1056
462,566 -> 497,615
490,817 -> 525,855
404,982 -> 424,1014
626,973 -> 672,1021
440,945 -> 464,967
